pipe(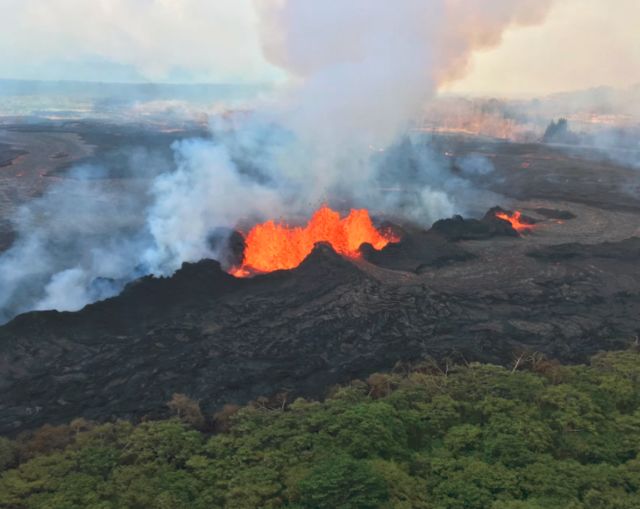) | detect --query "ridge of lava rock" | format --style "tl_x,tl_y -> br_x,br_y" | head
361,228 -> 475,273
432,212 -> 519,241
527,237 -> 640,262
1,232 -> 640,436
